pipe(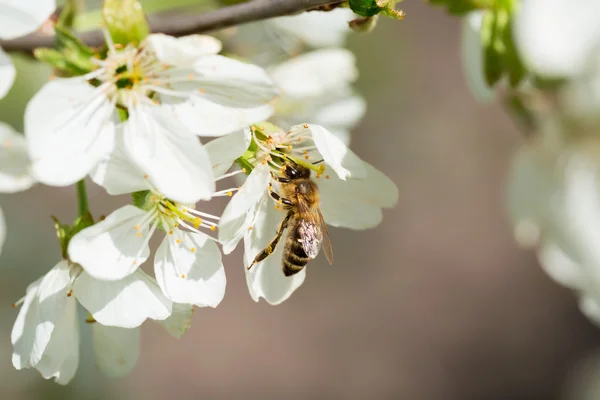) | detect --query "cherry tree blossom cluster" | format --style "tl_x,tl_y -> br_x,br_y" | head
1,0 -> 398,384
